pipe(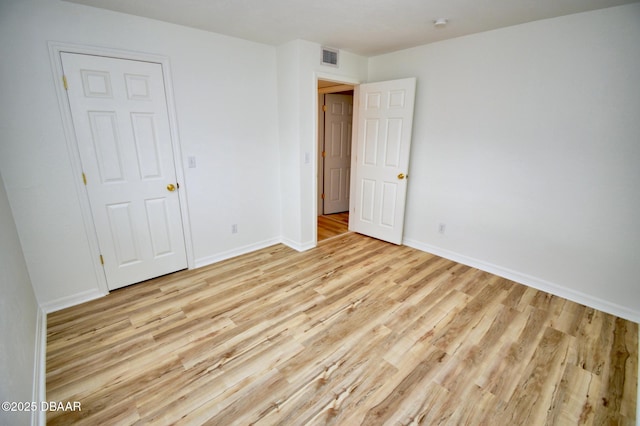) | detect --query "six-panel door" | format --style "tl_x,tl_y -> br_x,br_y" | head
350,78 -> 416,245
61,52 -> 187,290
323,93 -> 353,214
